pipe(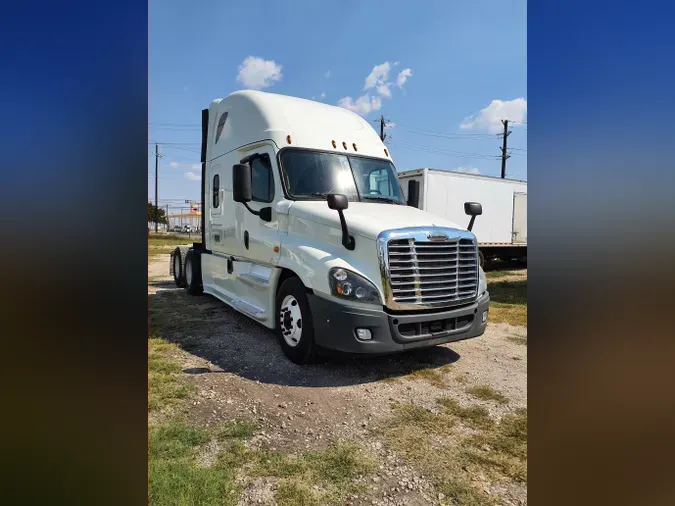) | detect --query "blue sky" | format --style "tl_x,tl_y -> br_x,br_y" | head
149,0 -> 527,208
